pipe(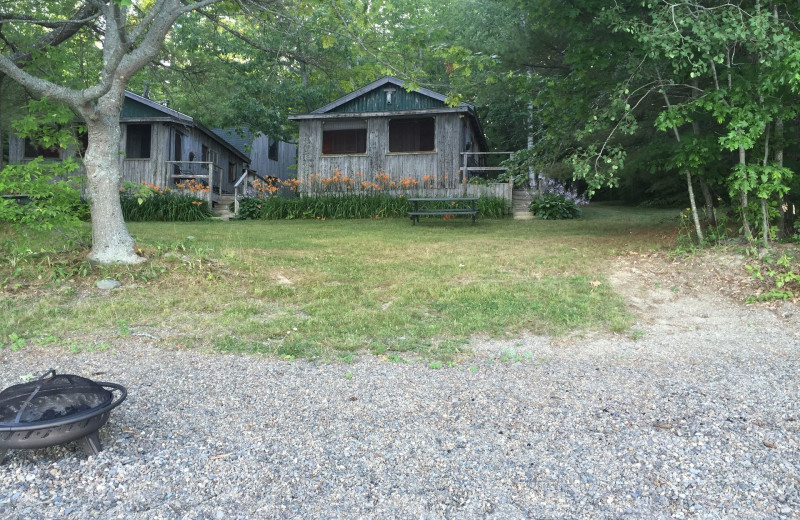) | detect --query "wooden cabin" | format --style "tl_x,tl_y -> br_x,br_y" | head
9,91 -> 249,202
289,76 -> 491,196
